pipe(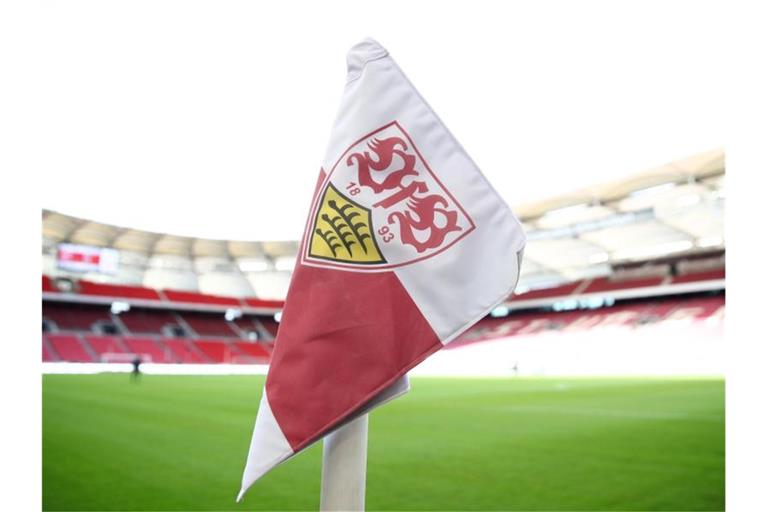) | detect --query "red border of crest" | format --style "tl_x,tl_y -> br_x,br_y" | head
301,120 -> 477,272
